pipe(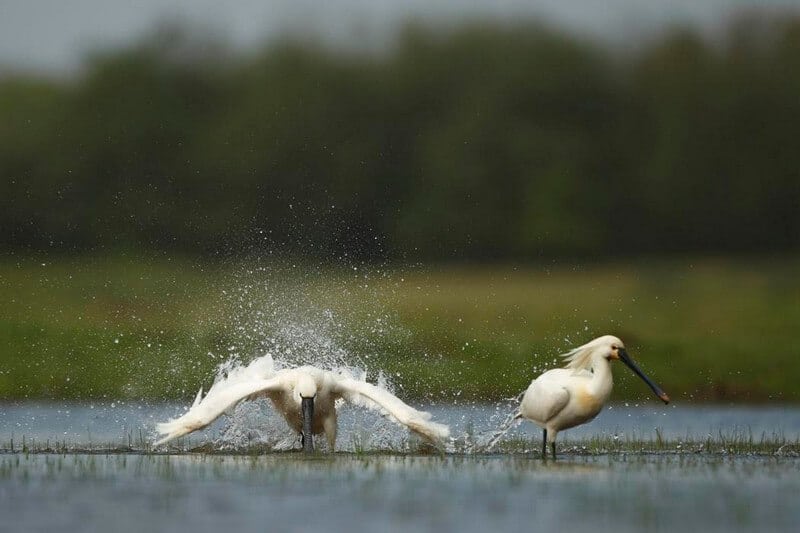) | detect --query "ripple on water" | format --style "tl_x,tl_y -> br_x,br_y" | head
1,454 -> 799,533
